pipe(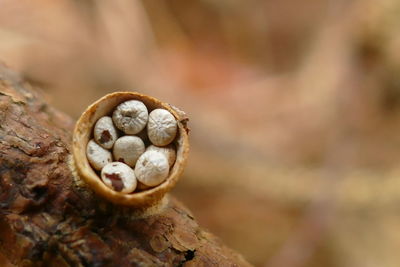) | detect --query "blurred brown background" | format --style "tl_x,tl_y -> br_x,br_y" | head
1,0 -> 400,266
